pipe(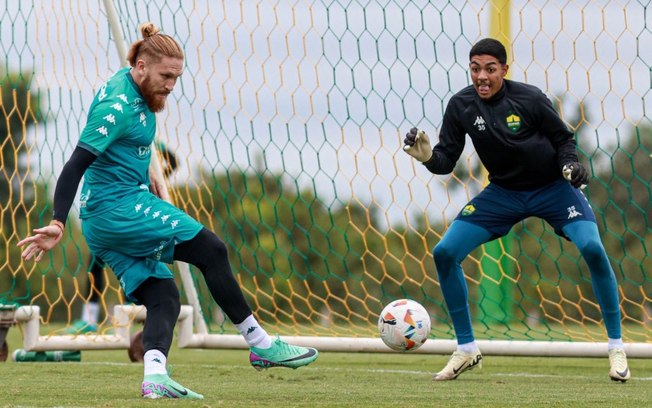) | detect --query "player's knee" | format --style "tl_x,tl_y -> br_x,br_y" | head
209,234 -> 228,259
176,228 -> 229,269
433,243 -> 456,275
195,228 -> 229,259
578,238 -> 607,266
